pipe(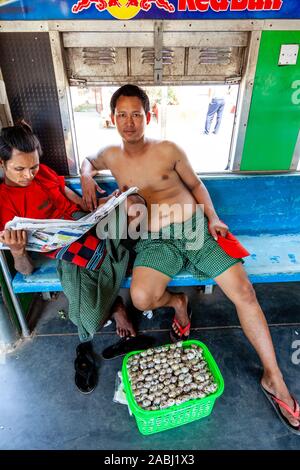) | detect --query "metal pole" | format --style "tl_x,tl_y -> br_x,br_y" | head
0,251 -> 30,337
161,86 -> 168,140
0,288 -> 20,348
